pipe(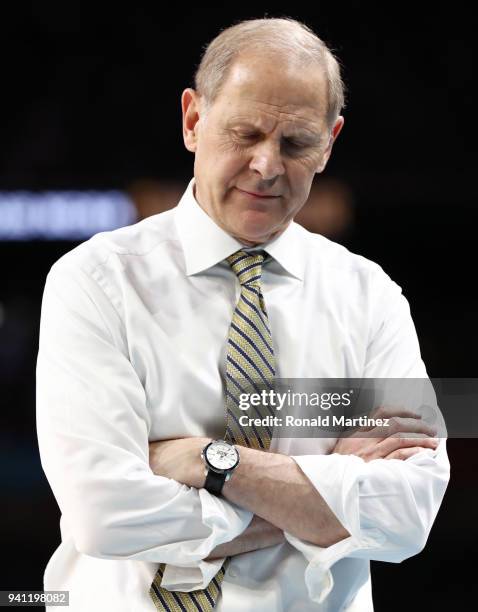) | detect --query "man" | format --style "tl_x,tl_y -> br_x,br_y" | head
36,17 -> 449,611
